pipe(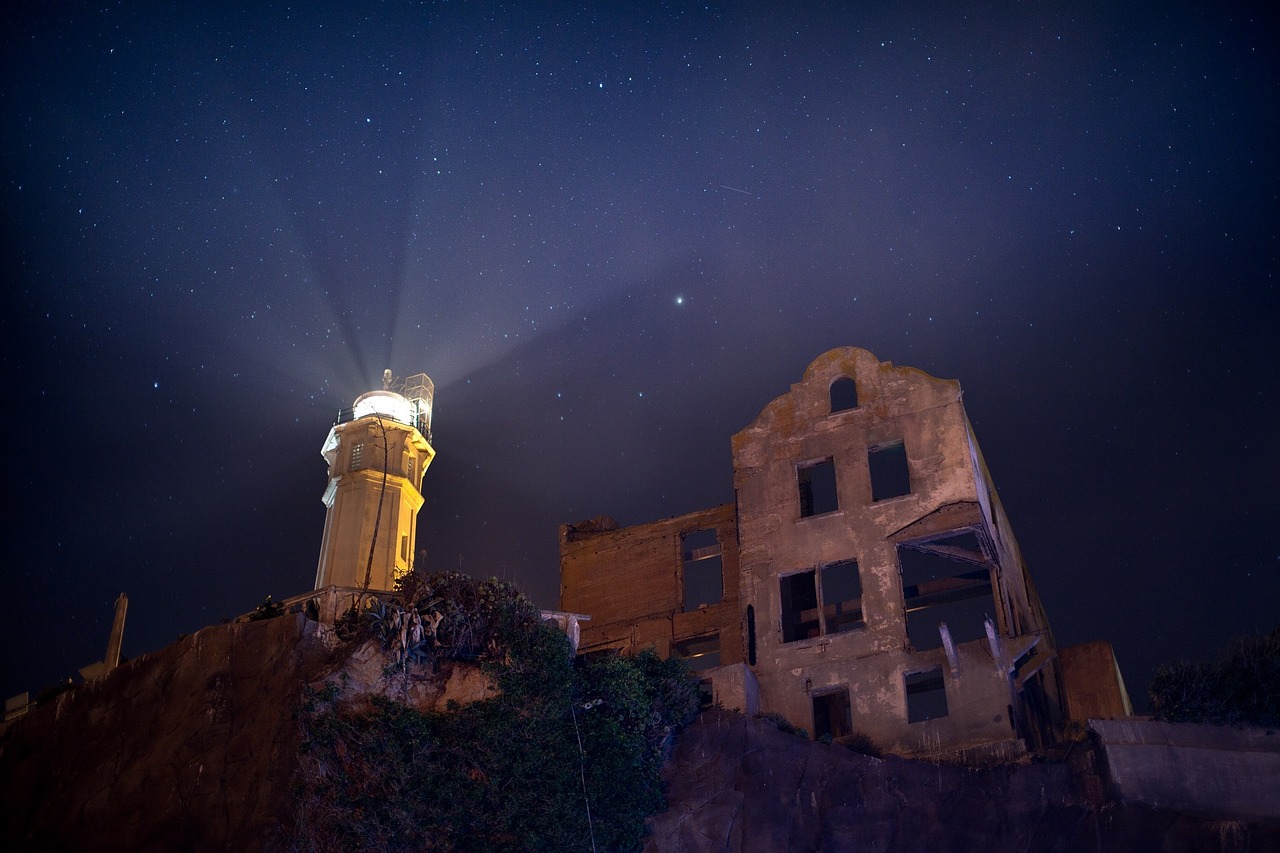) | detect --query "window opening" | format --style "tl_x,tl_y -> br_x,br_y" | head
898,531 -> 993,651
820,559 -> 864,633
829,377 -> 858,412
780,571 -> 820,642
673,633 -> 721,672
798,458 -> 838,518
350,442 -> 365,470
905,668 -> 949,723
812,689 -> 854,741
868,441 -> 909,501
681,528 -> 723,611
781,561 -> 864,643
746,605 -> 757,666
